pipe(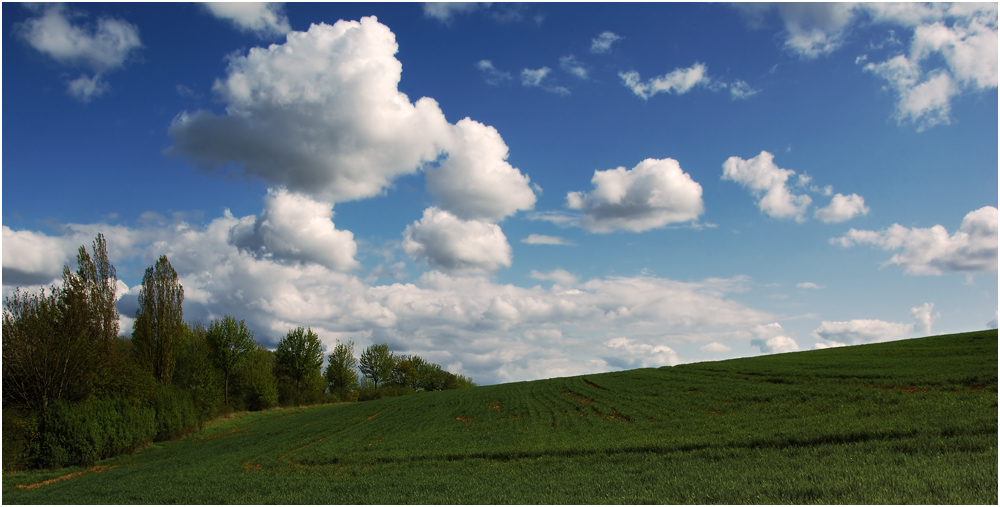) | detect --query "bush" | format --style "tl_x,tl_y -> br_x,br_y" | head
3,408 -> 42,472
39,397 -> 156,468
149,385 -> 199,441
